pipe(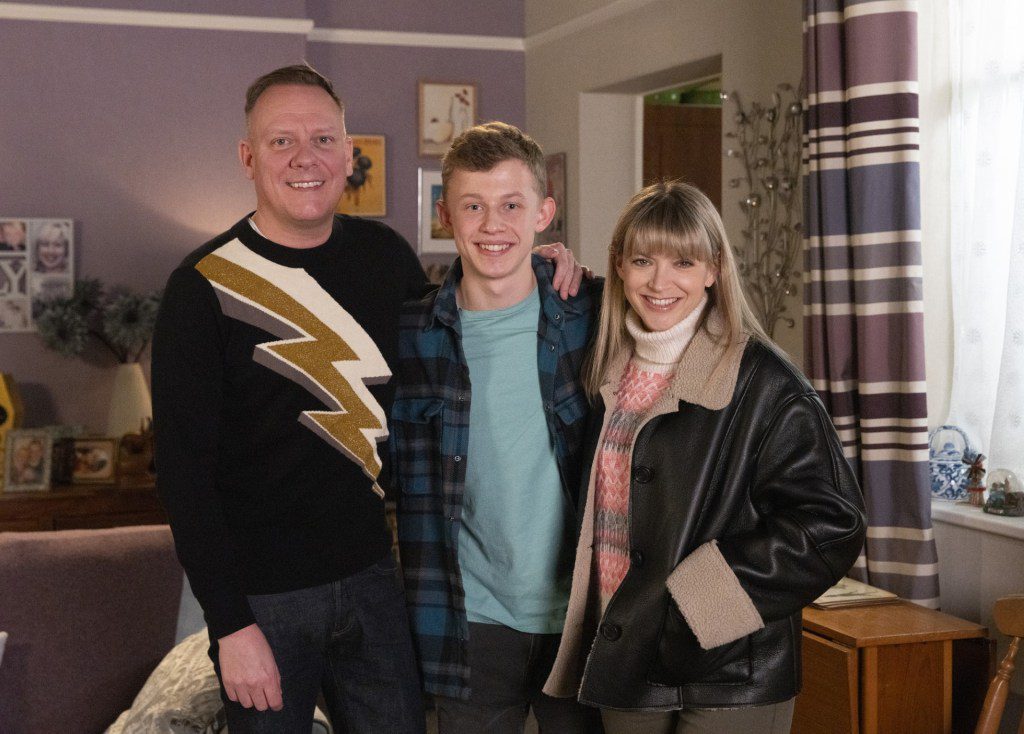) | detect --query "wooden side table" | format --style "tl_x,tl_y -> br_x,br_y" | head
0,476 -> 165,531
793,601 -> 992,734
